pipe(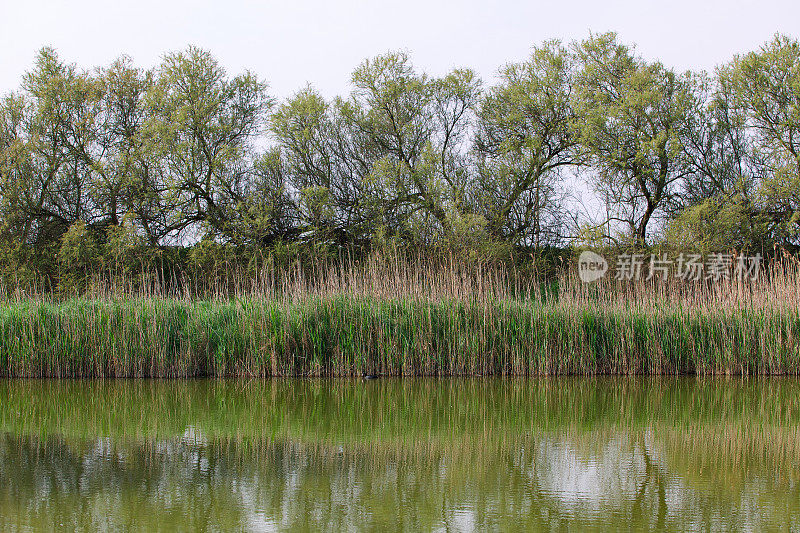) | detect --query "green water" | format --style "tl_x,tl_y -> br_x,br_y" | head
0,378 -> 797,531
